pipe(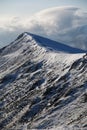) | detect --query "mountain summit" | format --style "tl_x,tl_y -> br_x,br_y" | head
0,33 -> 87,129
16,32 -> 86,53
